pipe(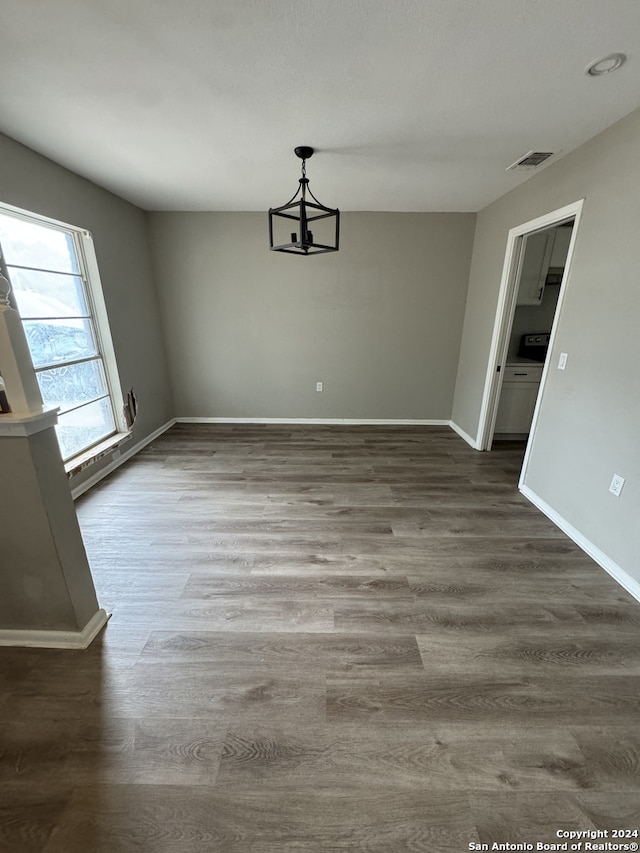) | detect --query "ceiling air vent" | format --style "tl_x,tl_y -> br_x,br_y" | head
506,151 -> 554,171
